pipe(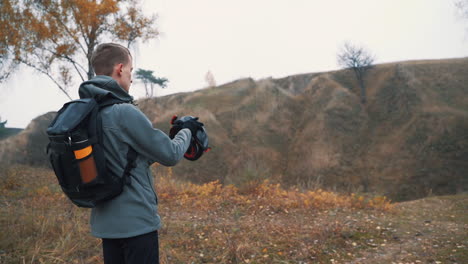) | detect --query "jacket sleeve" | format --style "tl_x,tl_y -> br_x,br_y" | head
118,104 -> 191,166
